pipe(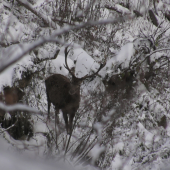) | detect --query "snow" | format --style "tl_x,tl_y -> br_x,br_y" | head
34,0 -> 48,7
157,1 -> 164,11
133,38 -> 151,52
33,117 -> 48,133
93,49 -> 100,56
0,65 -> 14,90
90,144 -> 105,165
115,4 -> 130,15
138,122 -> 154,146
73,47 -> 99,77
111,154 -> 123,170
49,54 -> 74,76
99,43 -> 134,78
114,142 -> 124,152
137,82 -> 148,94
0,148 -> 72,170
1,0 -> 170,170
4,112 -> 11,120
0,30 -> 35,89
115,43 -> 134,68
0,102 -> 40,113
0,50 -> 32,90
150,51 -> 166,63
